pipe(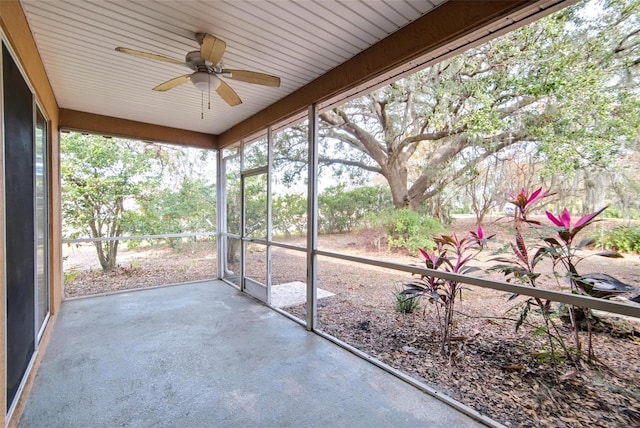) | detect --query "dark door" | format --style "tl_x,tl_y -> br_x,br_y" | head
3,44 -> 36,411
